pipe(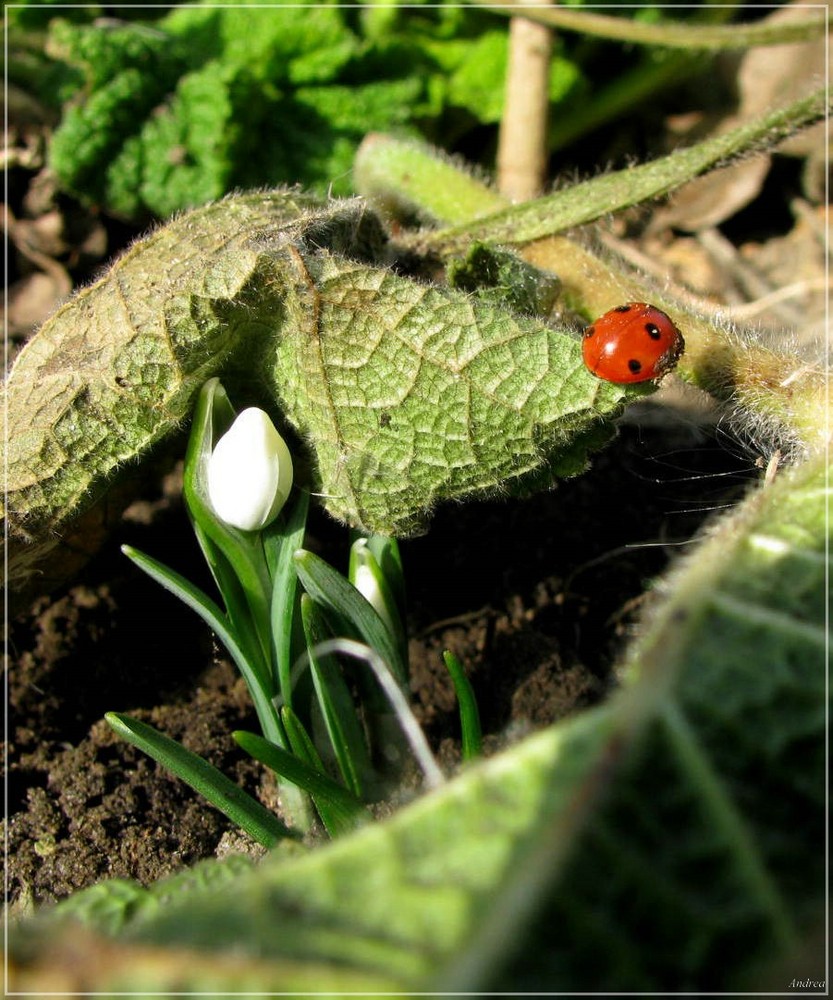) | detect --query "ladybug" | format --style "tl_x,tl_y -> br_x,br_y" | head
582,303 -> 684,384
